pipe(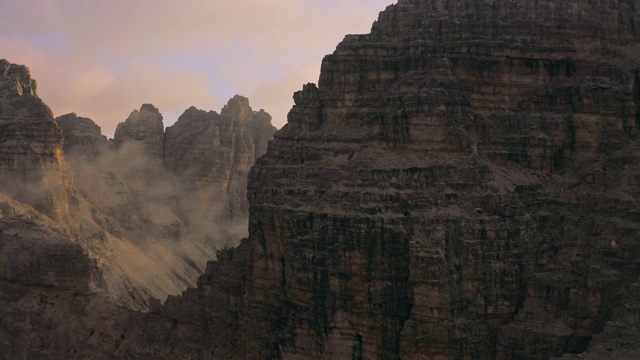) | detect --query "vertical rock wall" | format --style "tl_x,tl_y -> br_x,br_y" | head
54,94 -> 276,311
232,1 -> 640,359
0,59 -> 68,220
